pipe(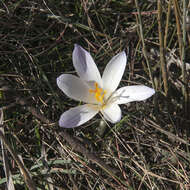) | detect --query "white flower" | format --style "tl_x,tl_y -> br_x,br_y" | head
57,44 -> 155,128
